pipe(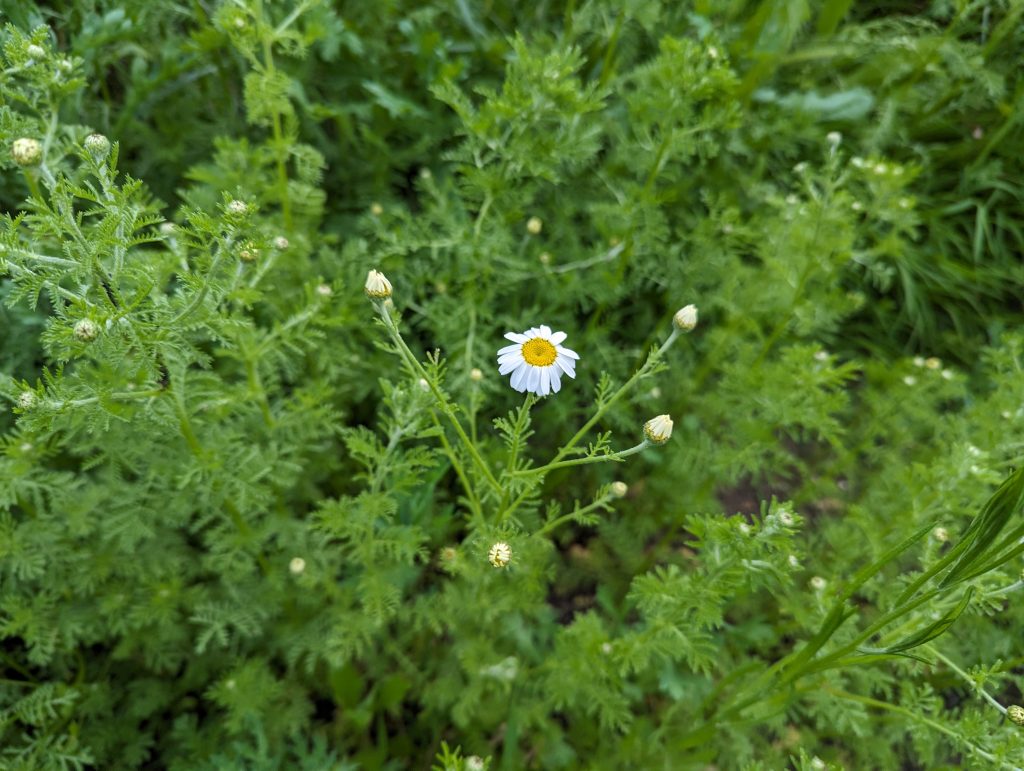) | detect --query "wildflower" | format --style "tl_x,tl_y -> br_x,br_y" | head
370,202 -> 383,216
488,542 -> 512,568
673,304 -> 699,332
793,161 -> 808,174
941,369 -> 954,380
526,216 -> 543,235
26,44 -> 46,60
708,46 -> 719,59
417,378 -> 429,392
497,325 -> 578,396
159,222 -> 176,235
469,368 -> 483,382
364,269 -> 392,299
73,318 -> 99,342
226,199 -> 248,215
826,131 -> 842,146
873,162 -> 888,175
738,523 -> 751,535
643,414 -> 673,444
289,557 -> 306,575
925,357 -> 941,370
273,236 -> 289,249
787,554 -> 800,568
903,375 -> 917,386
932,527 -> 949,543
912,356 -> 925,367
814,350 -> 829,362
466,757 -> 485,771
851,201 -> 863,211
810,576 -> 827,590
12,138 -> 42,166
1008,705 -> 1024,727
17,391 -> 37,410
539,252 -> 551,265
610,481 -> 628,498
778,509 -> 795,526
316,284 -> 332,296
84,133 -> 110,159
